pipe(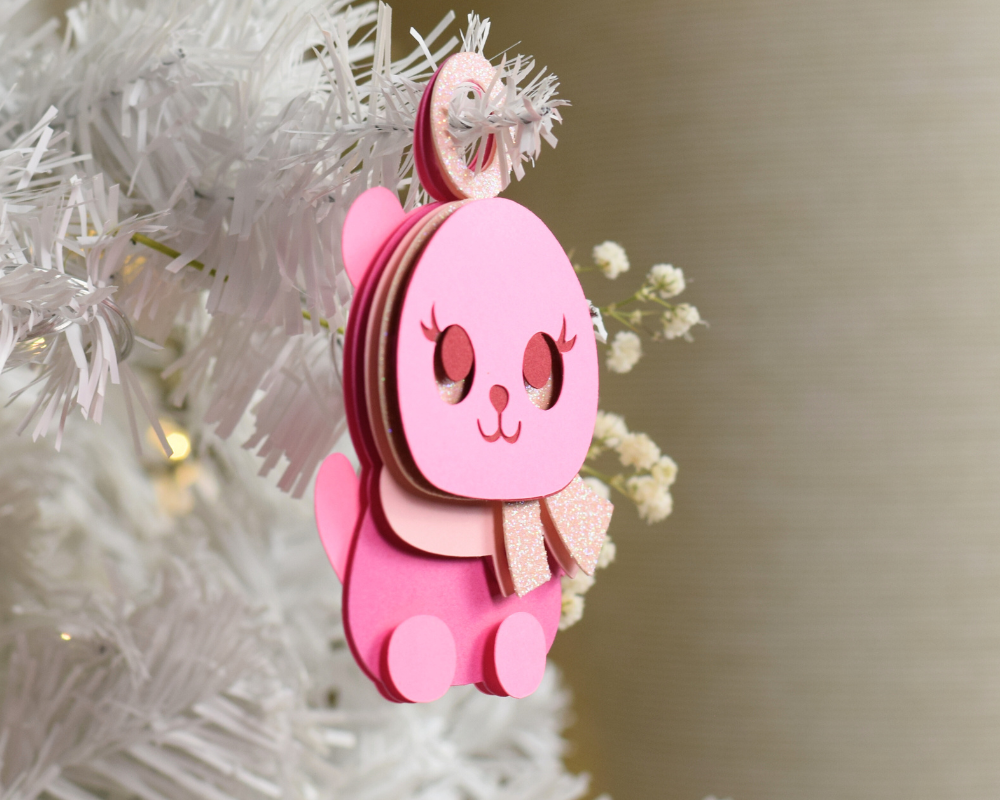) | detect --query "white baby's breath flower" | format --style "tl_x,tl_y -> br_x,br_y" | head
582,476 -> 611,501
559,591 -> 585,630
560,527 -> 613,630
651,455 -> 678,487
644,263 -> 685,299
597,536 -> 616,569
618,432 -> 661,470
661,303 -> 701,340
626,475 -> 674,524
563,571 -> 596,596
606,330 -> 642,373
593,410 -> 628,447
628,310 -> 643,326
593,240 -> 629,279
